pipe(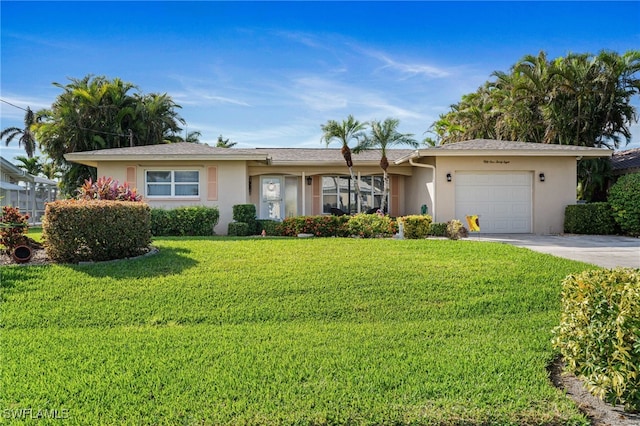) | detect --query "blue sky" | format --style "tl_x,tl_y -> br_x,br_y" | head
2,1 -> 640,162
